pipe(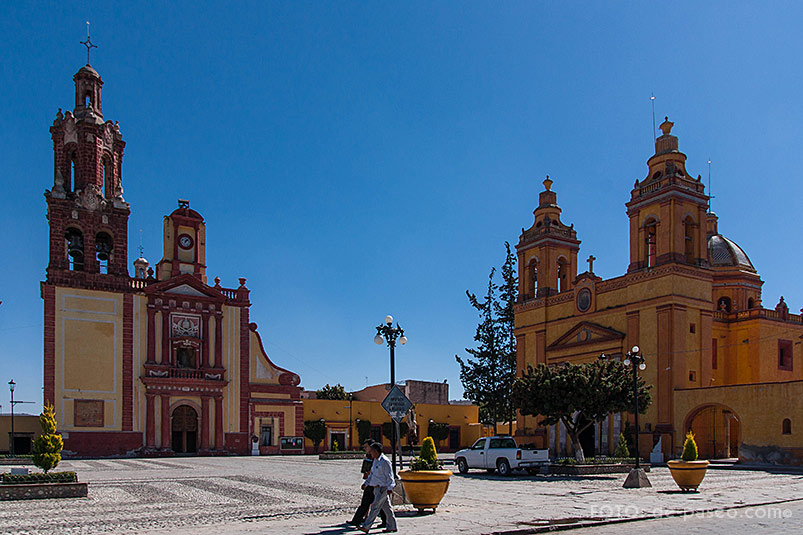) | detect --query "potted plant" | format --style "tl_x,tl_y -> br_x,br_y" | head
667,431 -> 709,492
398,436 -> 452,514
